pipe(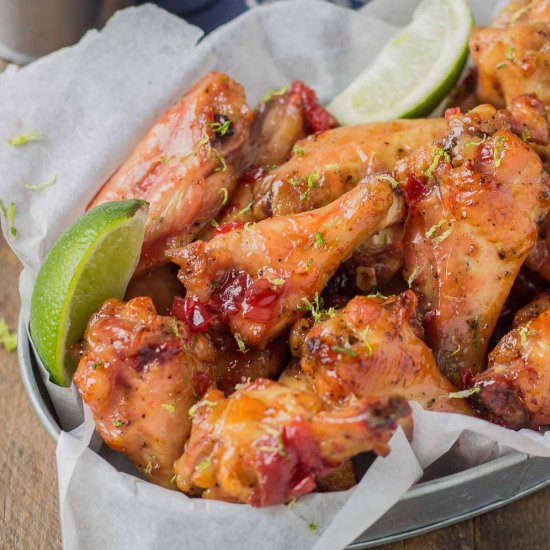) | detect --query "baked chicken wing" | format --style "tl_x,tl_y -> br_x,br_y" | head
402,104 -> 550,385
300,291 -> 473,415
471,0 -> 550,110
253,119 -> 446,219
173,379 -> 410,506
470,309 -> 550,429
167,176 -> 403,348
90,72 -> 253,273
73,297 -> 215,487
